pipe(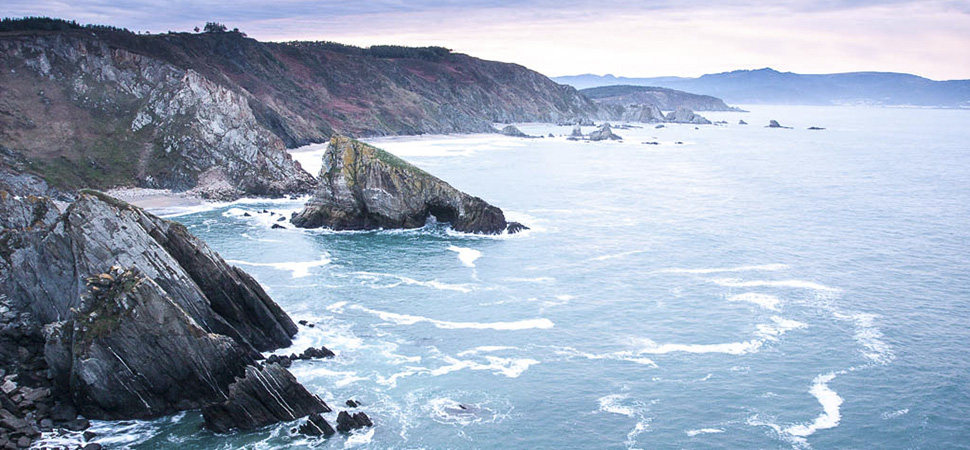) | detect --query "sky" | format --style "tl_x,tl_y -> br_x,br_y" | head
3,0 -> 969,80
